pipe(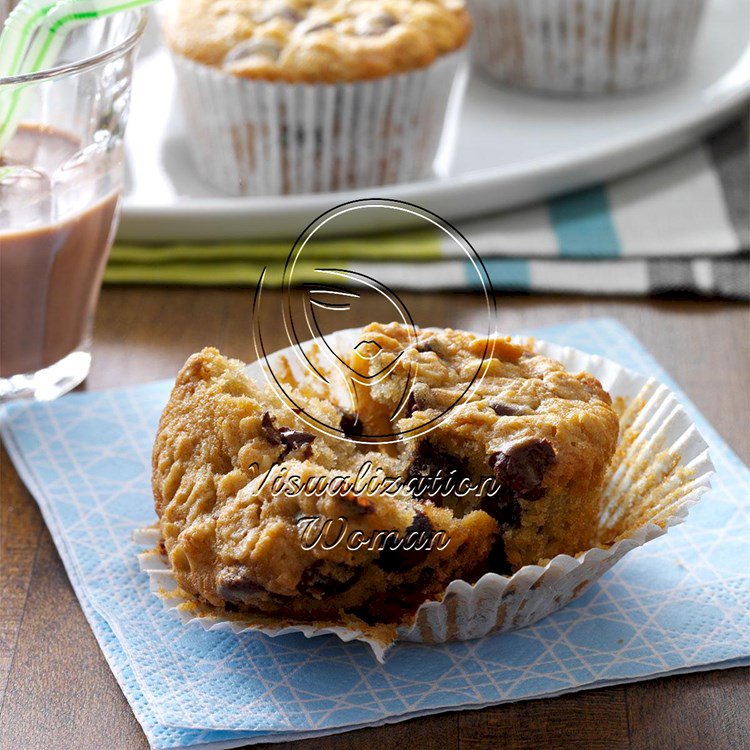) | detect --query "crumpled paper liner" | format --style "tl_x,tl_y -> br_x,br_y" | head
137,332 -> 713,661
